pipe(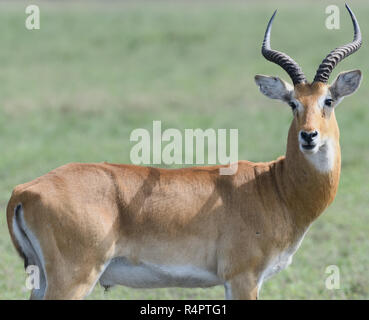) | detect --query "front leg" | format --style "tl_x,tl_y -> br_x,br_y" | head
224,273 -> 259,300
